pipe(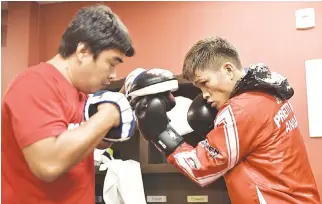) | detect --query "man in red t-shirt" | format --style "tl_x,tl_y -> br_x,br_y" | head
2,5 -> 135,204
